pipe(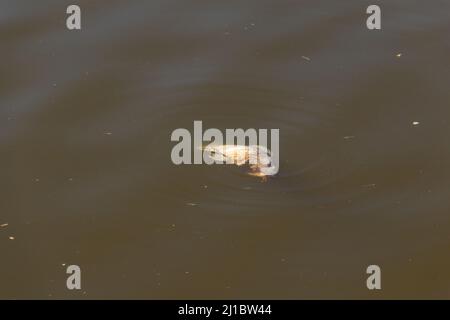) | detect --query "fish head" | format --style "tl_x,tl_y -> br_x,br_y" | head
201,144 -> 229,163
